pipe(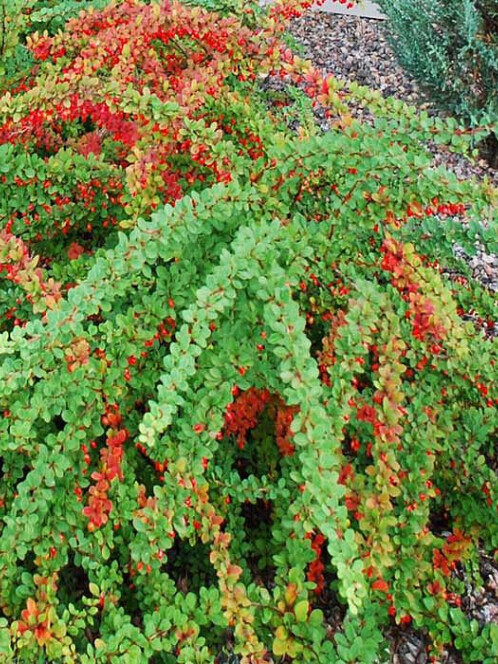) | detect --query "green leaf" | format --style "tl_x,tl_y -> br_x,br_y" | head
294,600 -> 309,623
